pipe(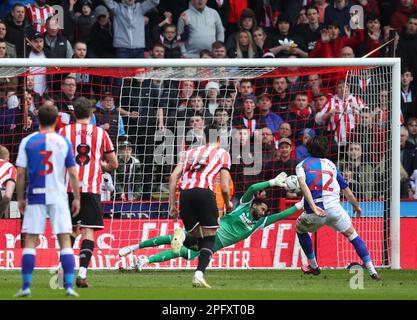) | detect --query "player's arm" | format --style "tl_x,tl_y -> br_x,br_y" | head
102,151 -> 118,173
263,202 -> 304,227
16,167 -> 27,215
240,172 -> 288,204
0,180 -> 16,216
68,165 -> 81,217
220,168 -> 233,212
168,162 -> 184,218
298,175 -> 325,217
342,187 -> 362,217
